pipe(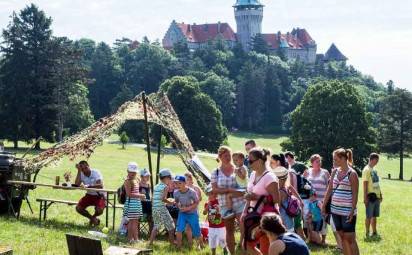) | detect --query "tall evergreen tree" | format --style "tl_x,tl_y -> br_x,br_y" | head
0,4 -> 57,148
378,88 -> 412,180
88,42 -> 121,119
251,33 -> 269,55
